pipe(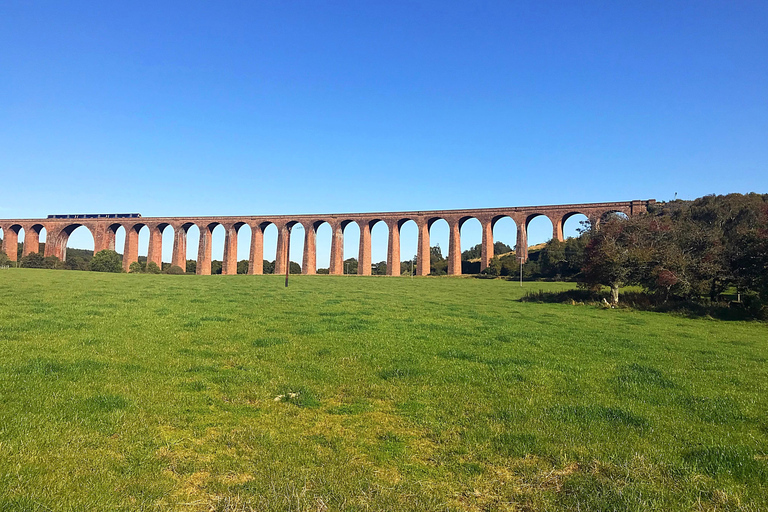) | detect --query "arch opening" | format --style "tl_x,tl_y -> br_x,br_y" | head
562,213 -> 590,239
525,214 -> 555,248
261,223 -> 278,274
234,223 -> 252,274
157,224 -> 174,268
184,224 -> 200,274
458,217 -> 482,274
286,221 -> 304,275
369,220 -> 389,275
491,216 -> 518,257
398,219 -> 418,276
427,218 -> 449,275
63,225 -> 95,270
313,221 -> 332,273
341,220 -> 359,275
